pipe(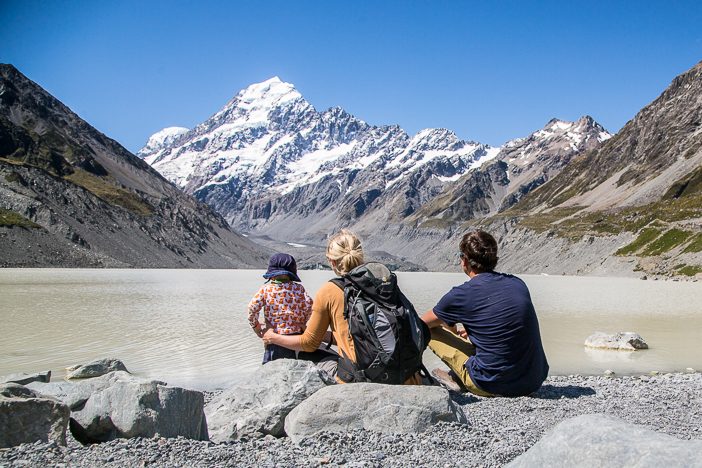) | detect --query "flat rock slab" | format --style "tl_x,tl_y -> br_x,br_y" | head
0,371 -> 51,385
0,383 -> 70,448
66,358 -> 129,379
205,359 -> 333,442
584,331 -> 648,350
284,383 -> 468,443
507,413 -> 702,467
